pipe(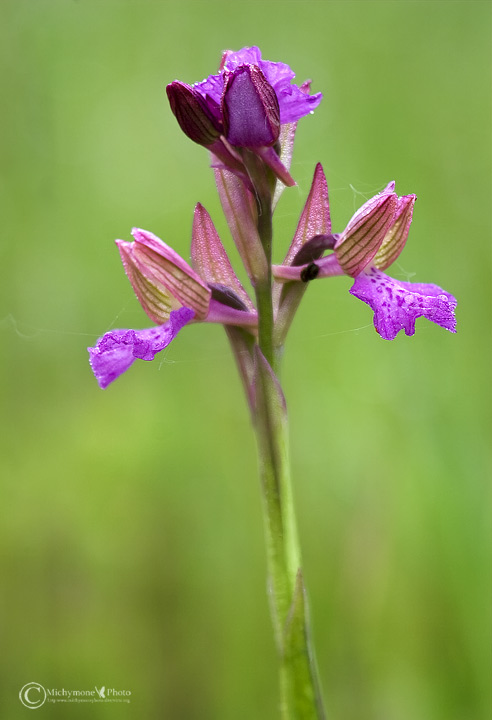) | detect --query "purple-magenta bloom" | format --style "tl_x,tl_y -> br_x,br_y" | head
196,46 -> 322,126
89,206 -> 258,388
342,189 -> 457,339
273,169 -> 457,340
88,307 -> 194,389
166,47 -> 322,186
